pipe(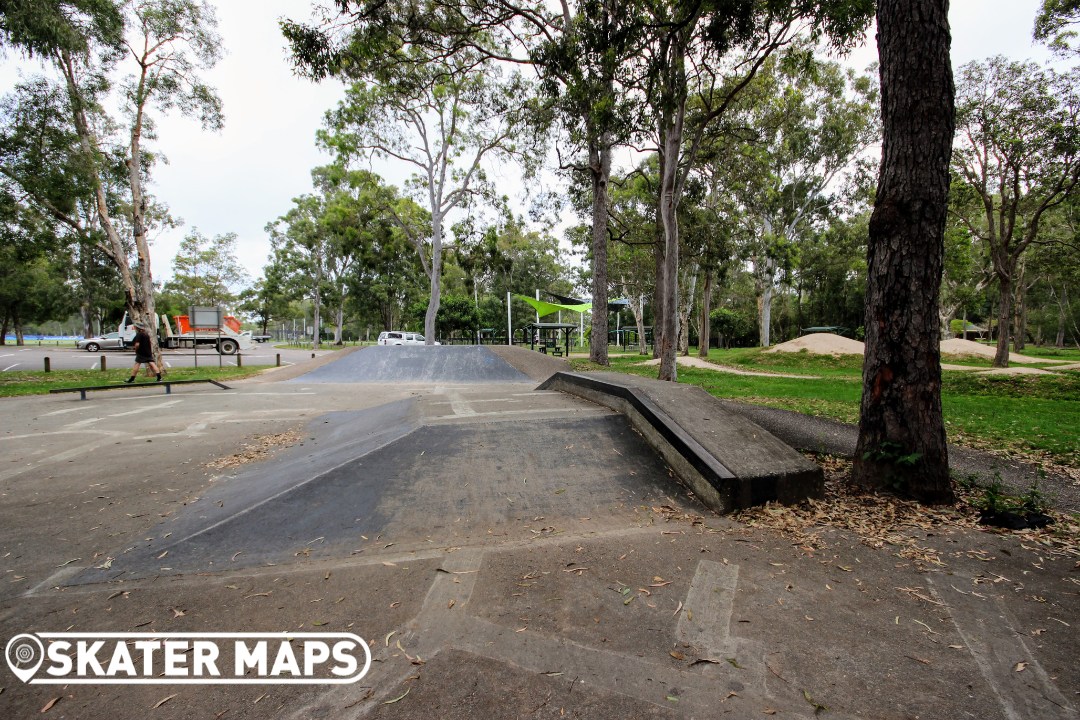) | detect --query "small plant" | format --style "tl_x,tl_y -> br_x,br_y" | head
1017,479 -> 1051,515
861,441 -> 922,467
952,471 -> 982,491
969,474 -> 1055,530
972,479 -> 1014,515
